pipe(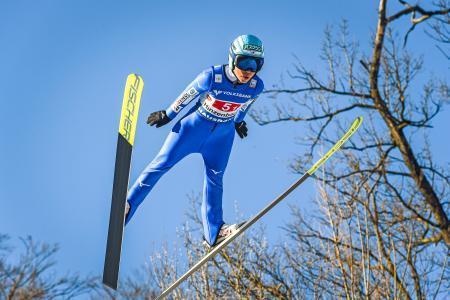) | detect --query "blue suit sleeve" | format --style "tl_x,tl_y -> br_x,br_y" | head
166,68 -> 213,119
234,79 -> 264,123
